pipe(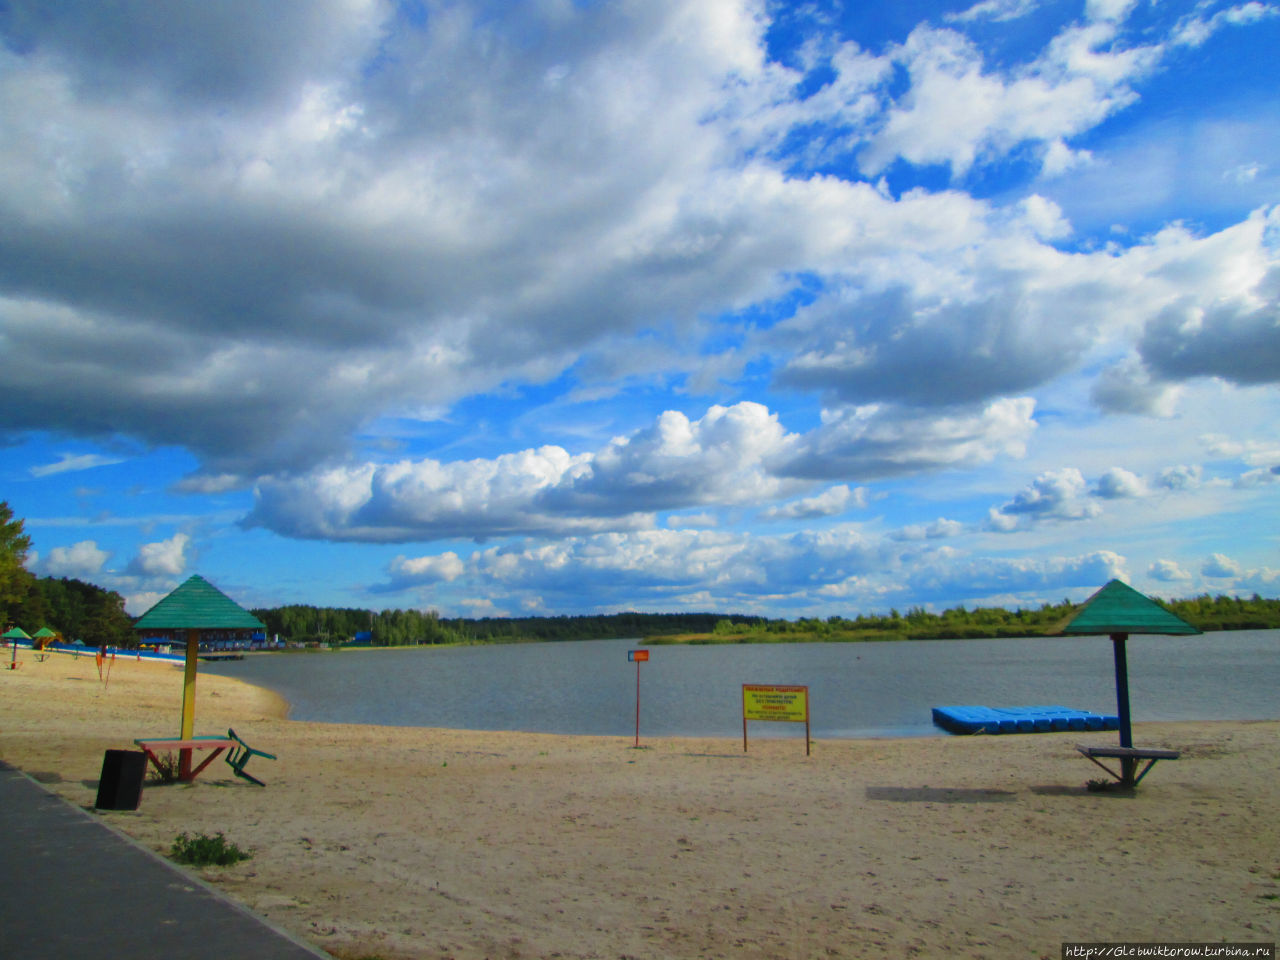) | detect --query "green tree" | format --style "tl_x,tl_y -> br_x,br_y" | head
0,501 -> 34,627
80,590 -> 135,648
